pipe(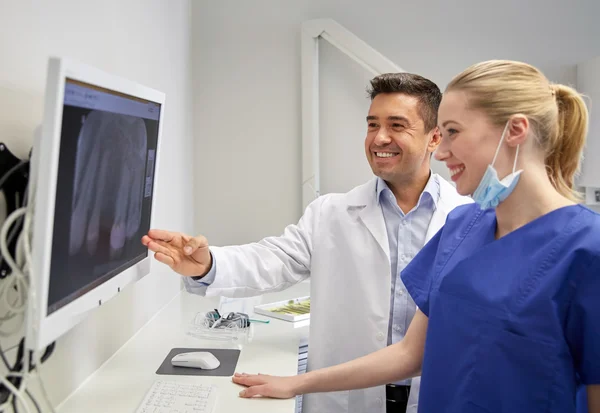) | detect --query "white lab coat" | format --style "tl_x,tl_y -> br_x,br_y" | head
184,175 -> 472,413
